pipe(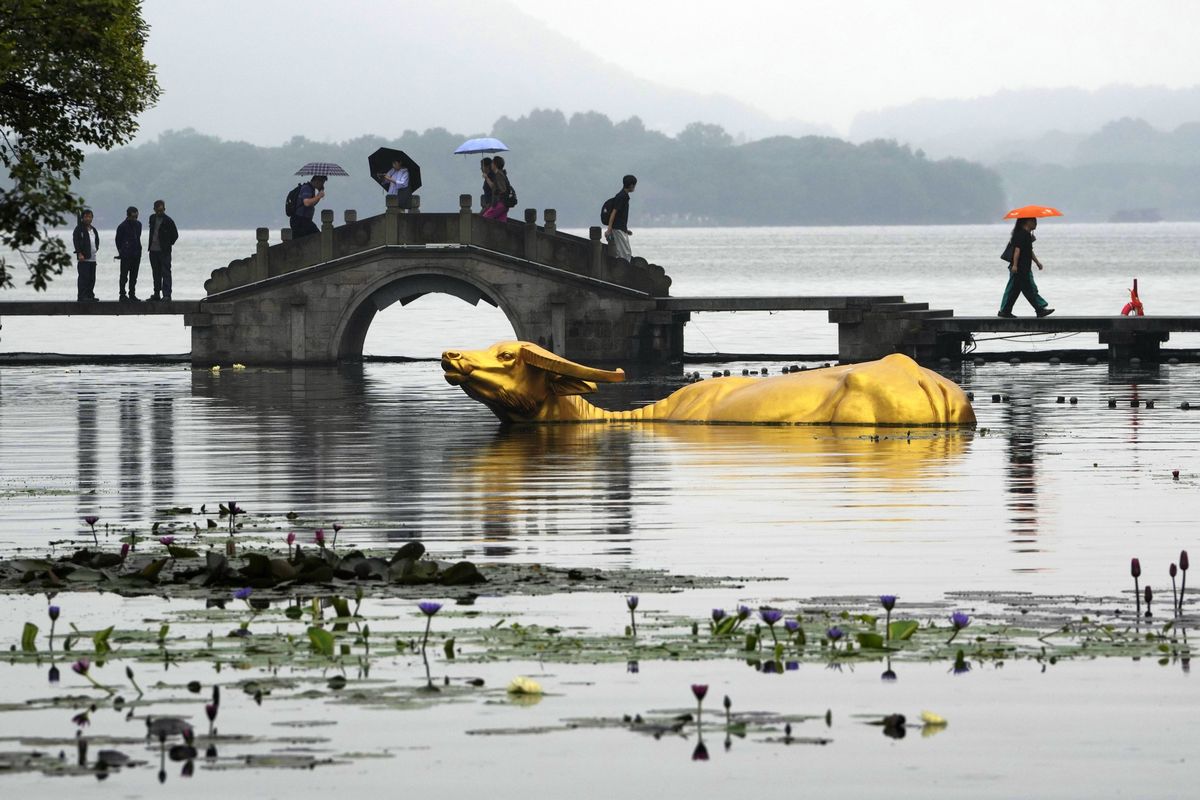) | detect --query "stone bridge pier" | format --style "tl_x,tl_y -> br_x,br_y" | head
189,198 -> 680,366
